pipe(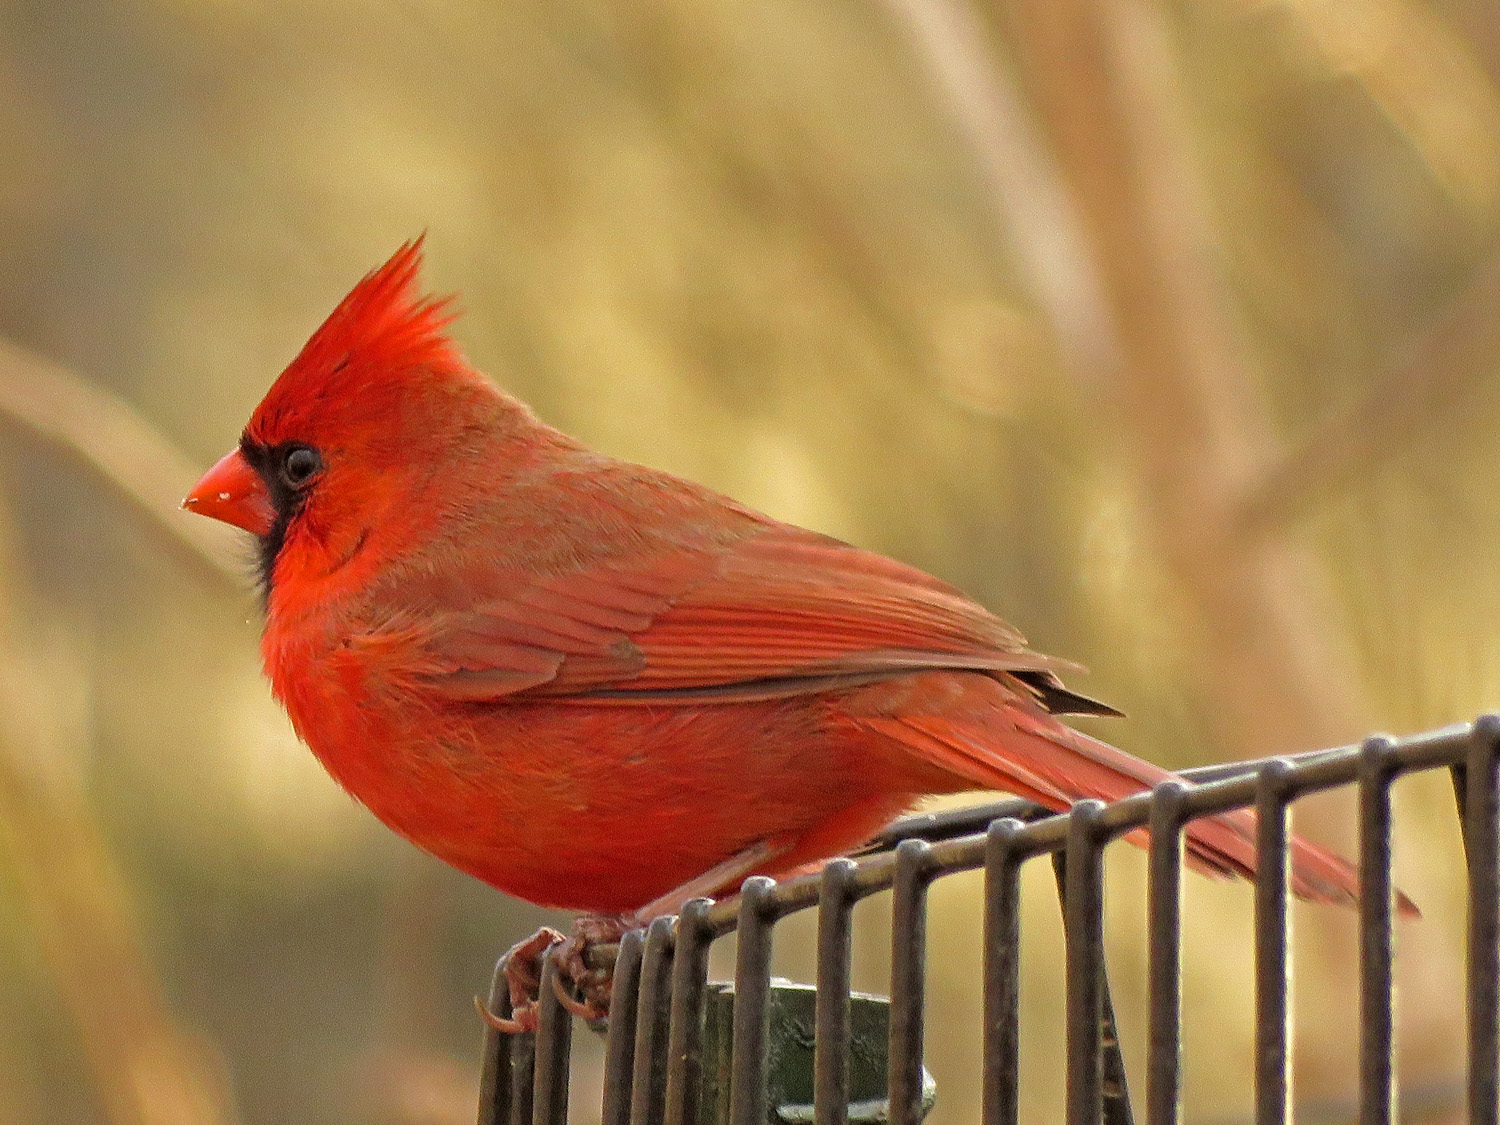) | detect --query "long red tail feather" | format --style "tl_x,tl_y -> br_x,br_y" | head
860,700 -> 1418,916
